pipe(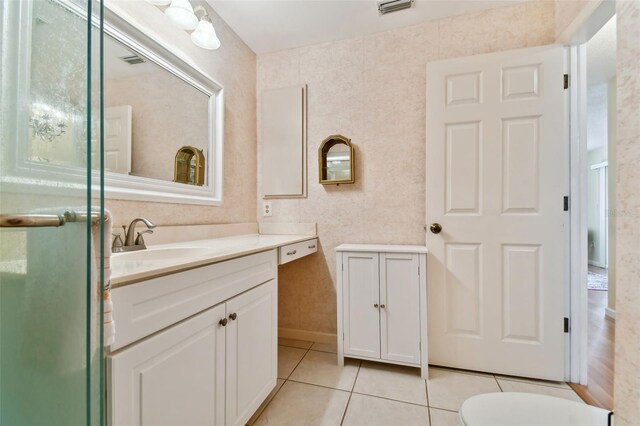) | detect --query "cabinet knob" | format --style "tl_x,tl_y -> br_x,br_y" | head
380,304 -> 386,309
229,313 -> 237,320
219,318 -> 228,326
374,304 -> 379,308
308,244 -> 316,249
287,250 -> 297,256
